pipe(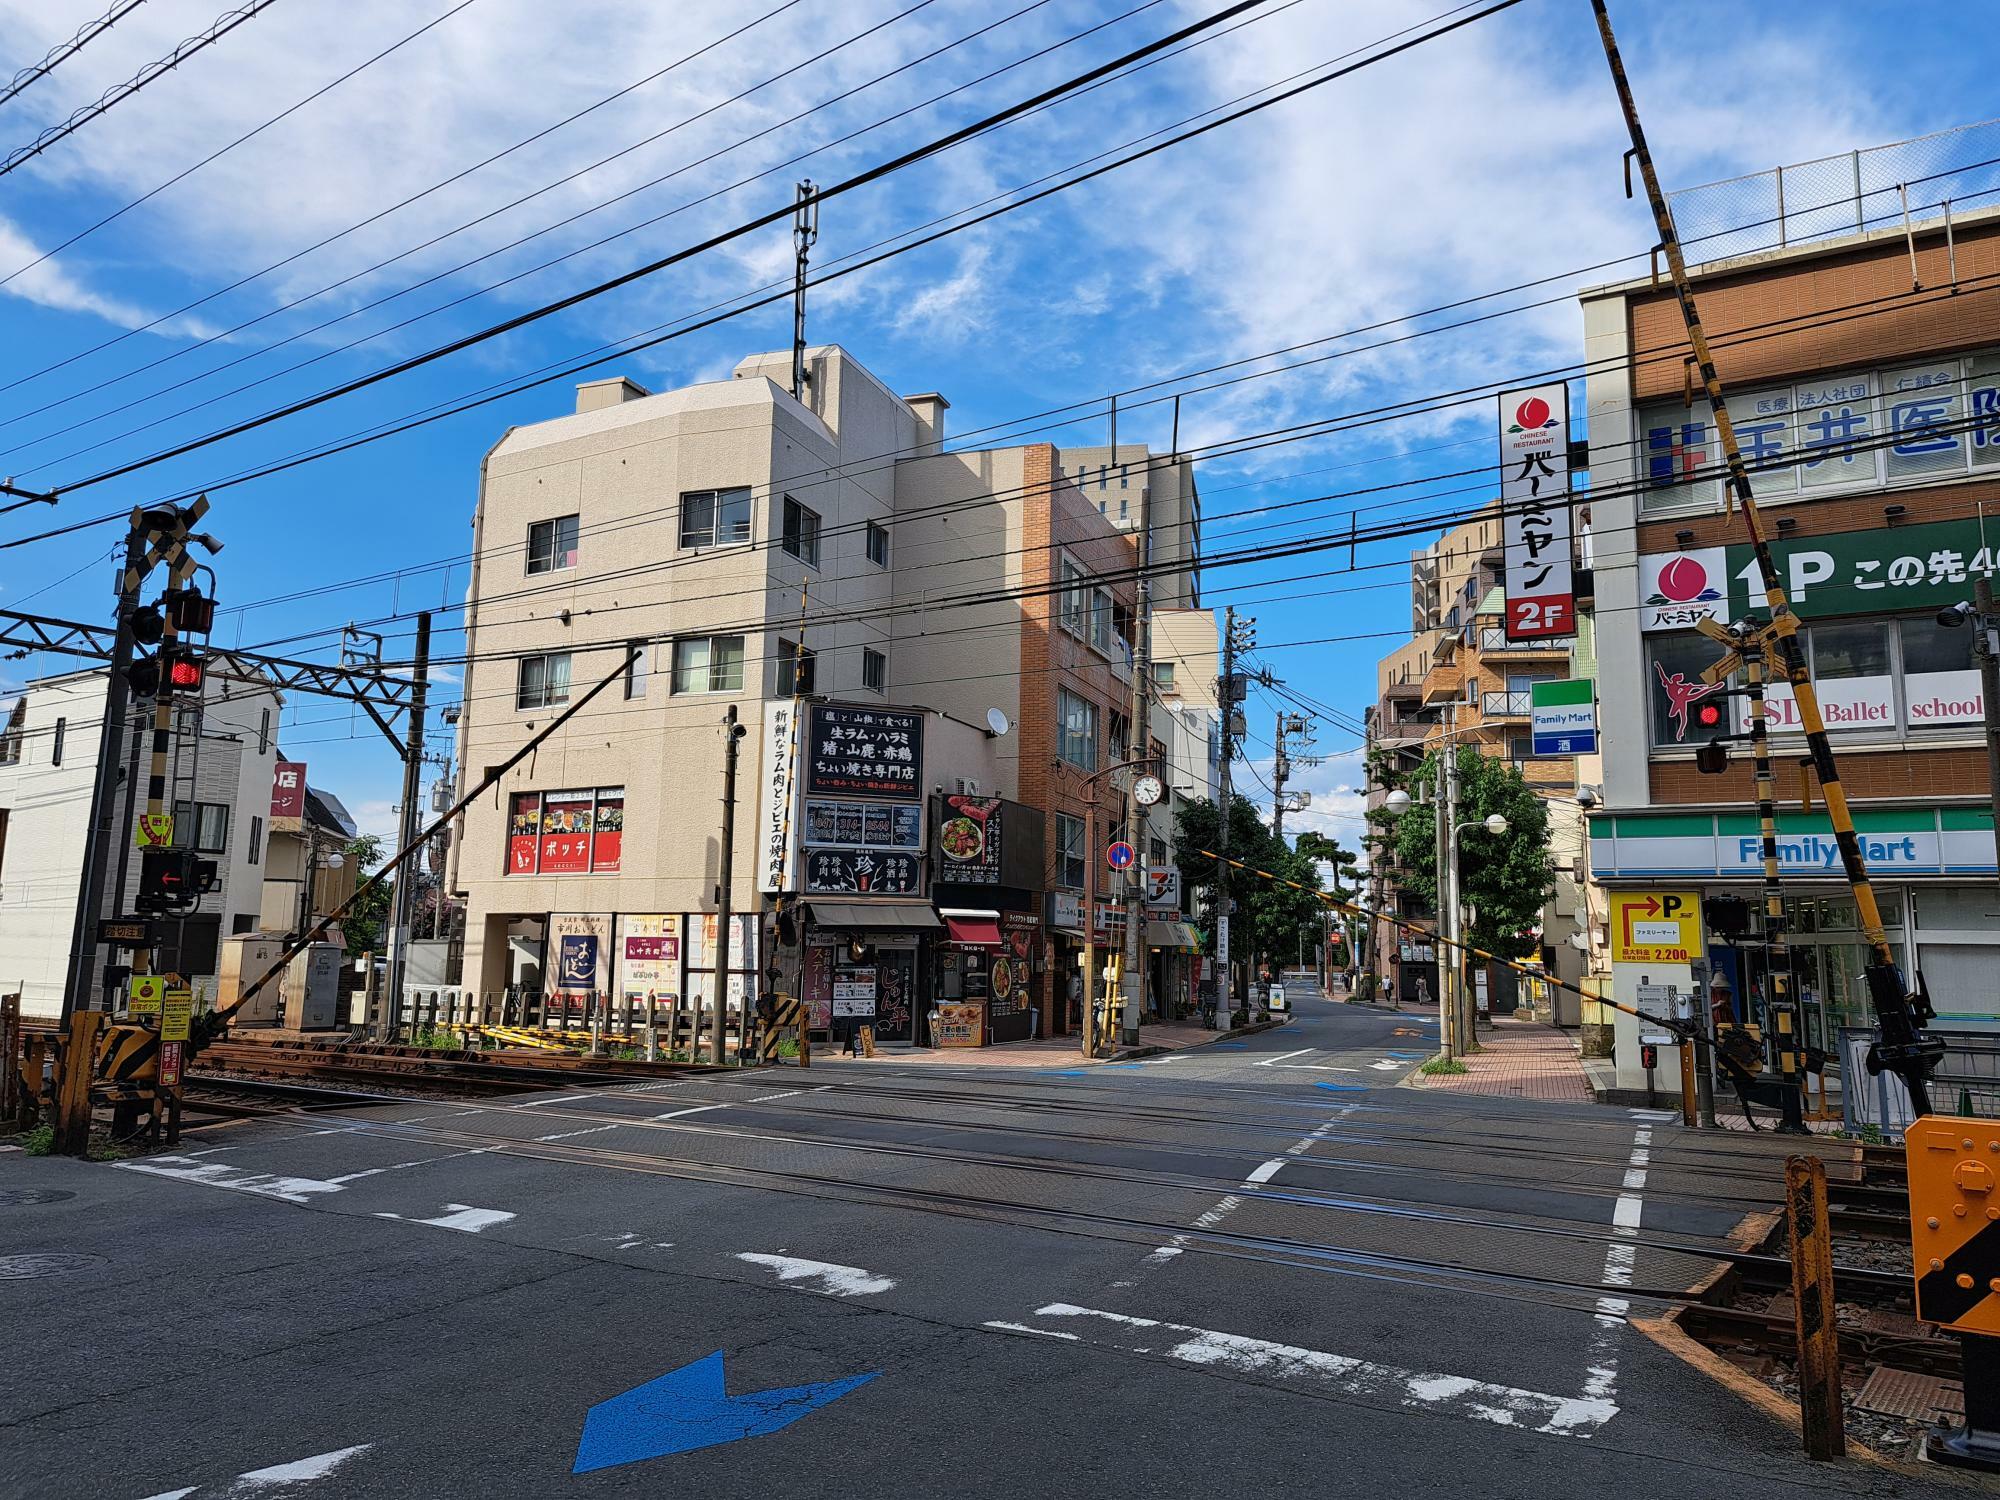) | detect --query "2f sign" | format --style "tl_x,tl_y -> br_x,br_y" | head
1499,384 -> 1574,641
